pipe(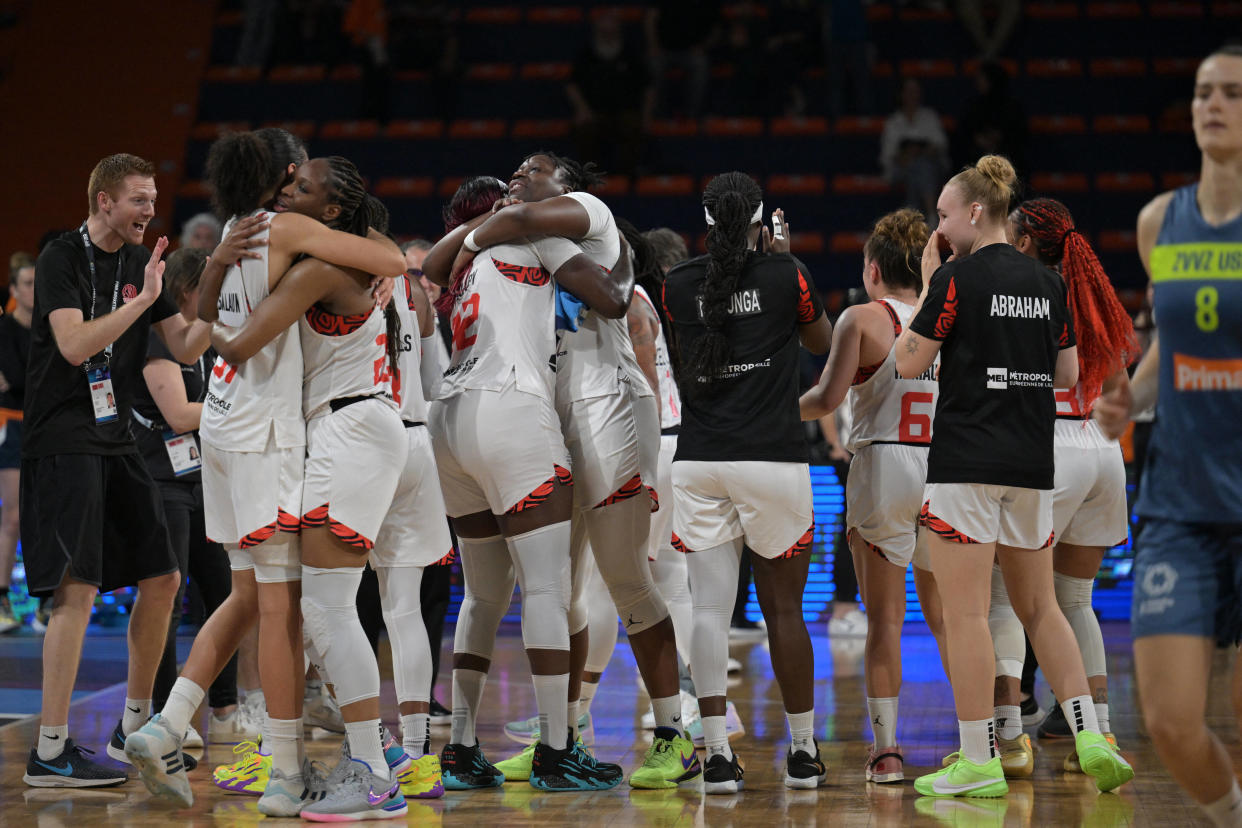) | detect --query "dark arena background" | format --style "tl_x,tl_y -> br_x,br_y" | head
0,1 -> 1236,826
